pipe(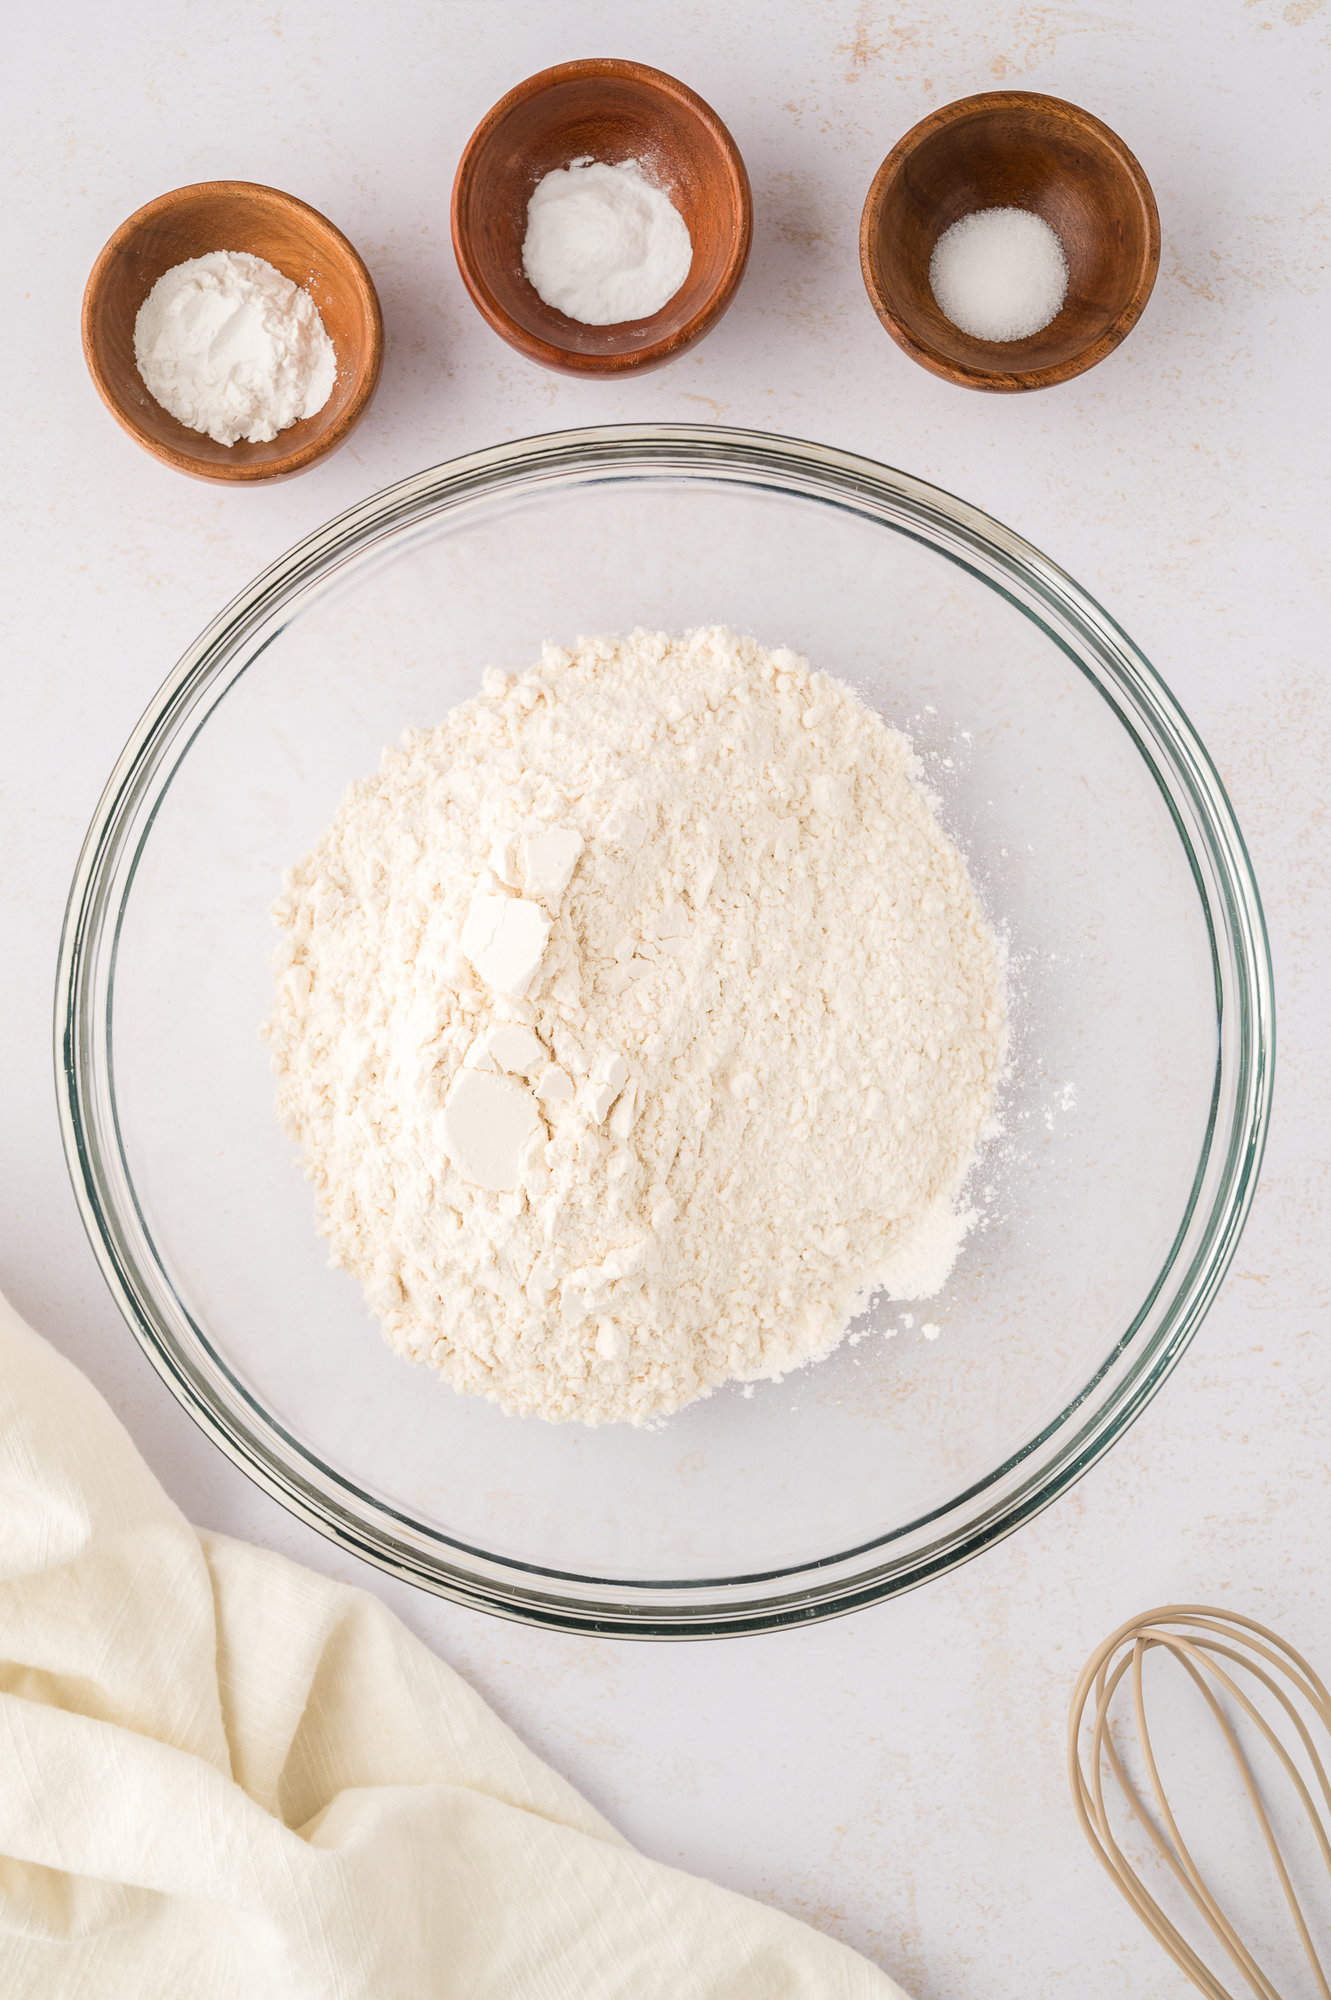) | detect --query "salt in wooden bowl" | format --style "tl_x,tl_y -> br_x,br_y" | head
860,92 -> 1160,393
